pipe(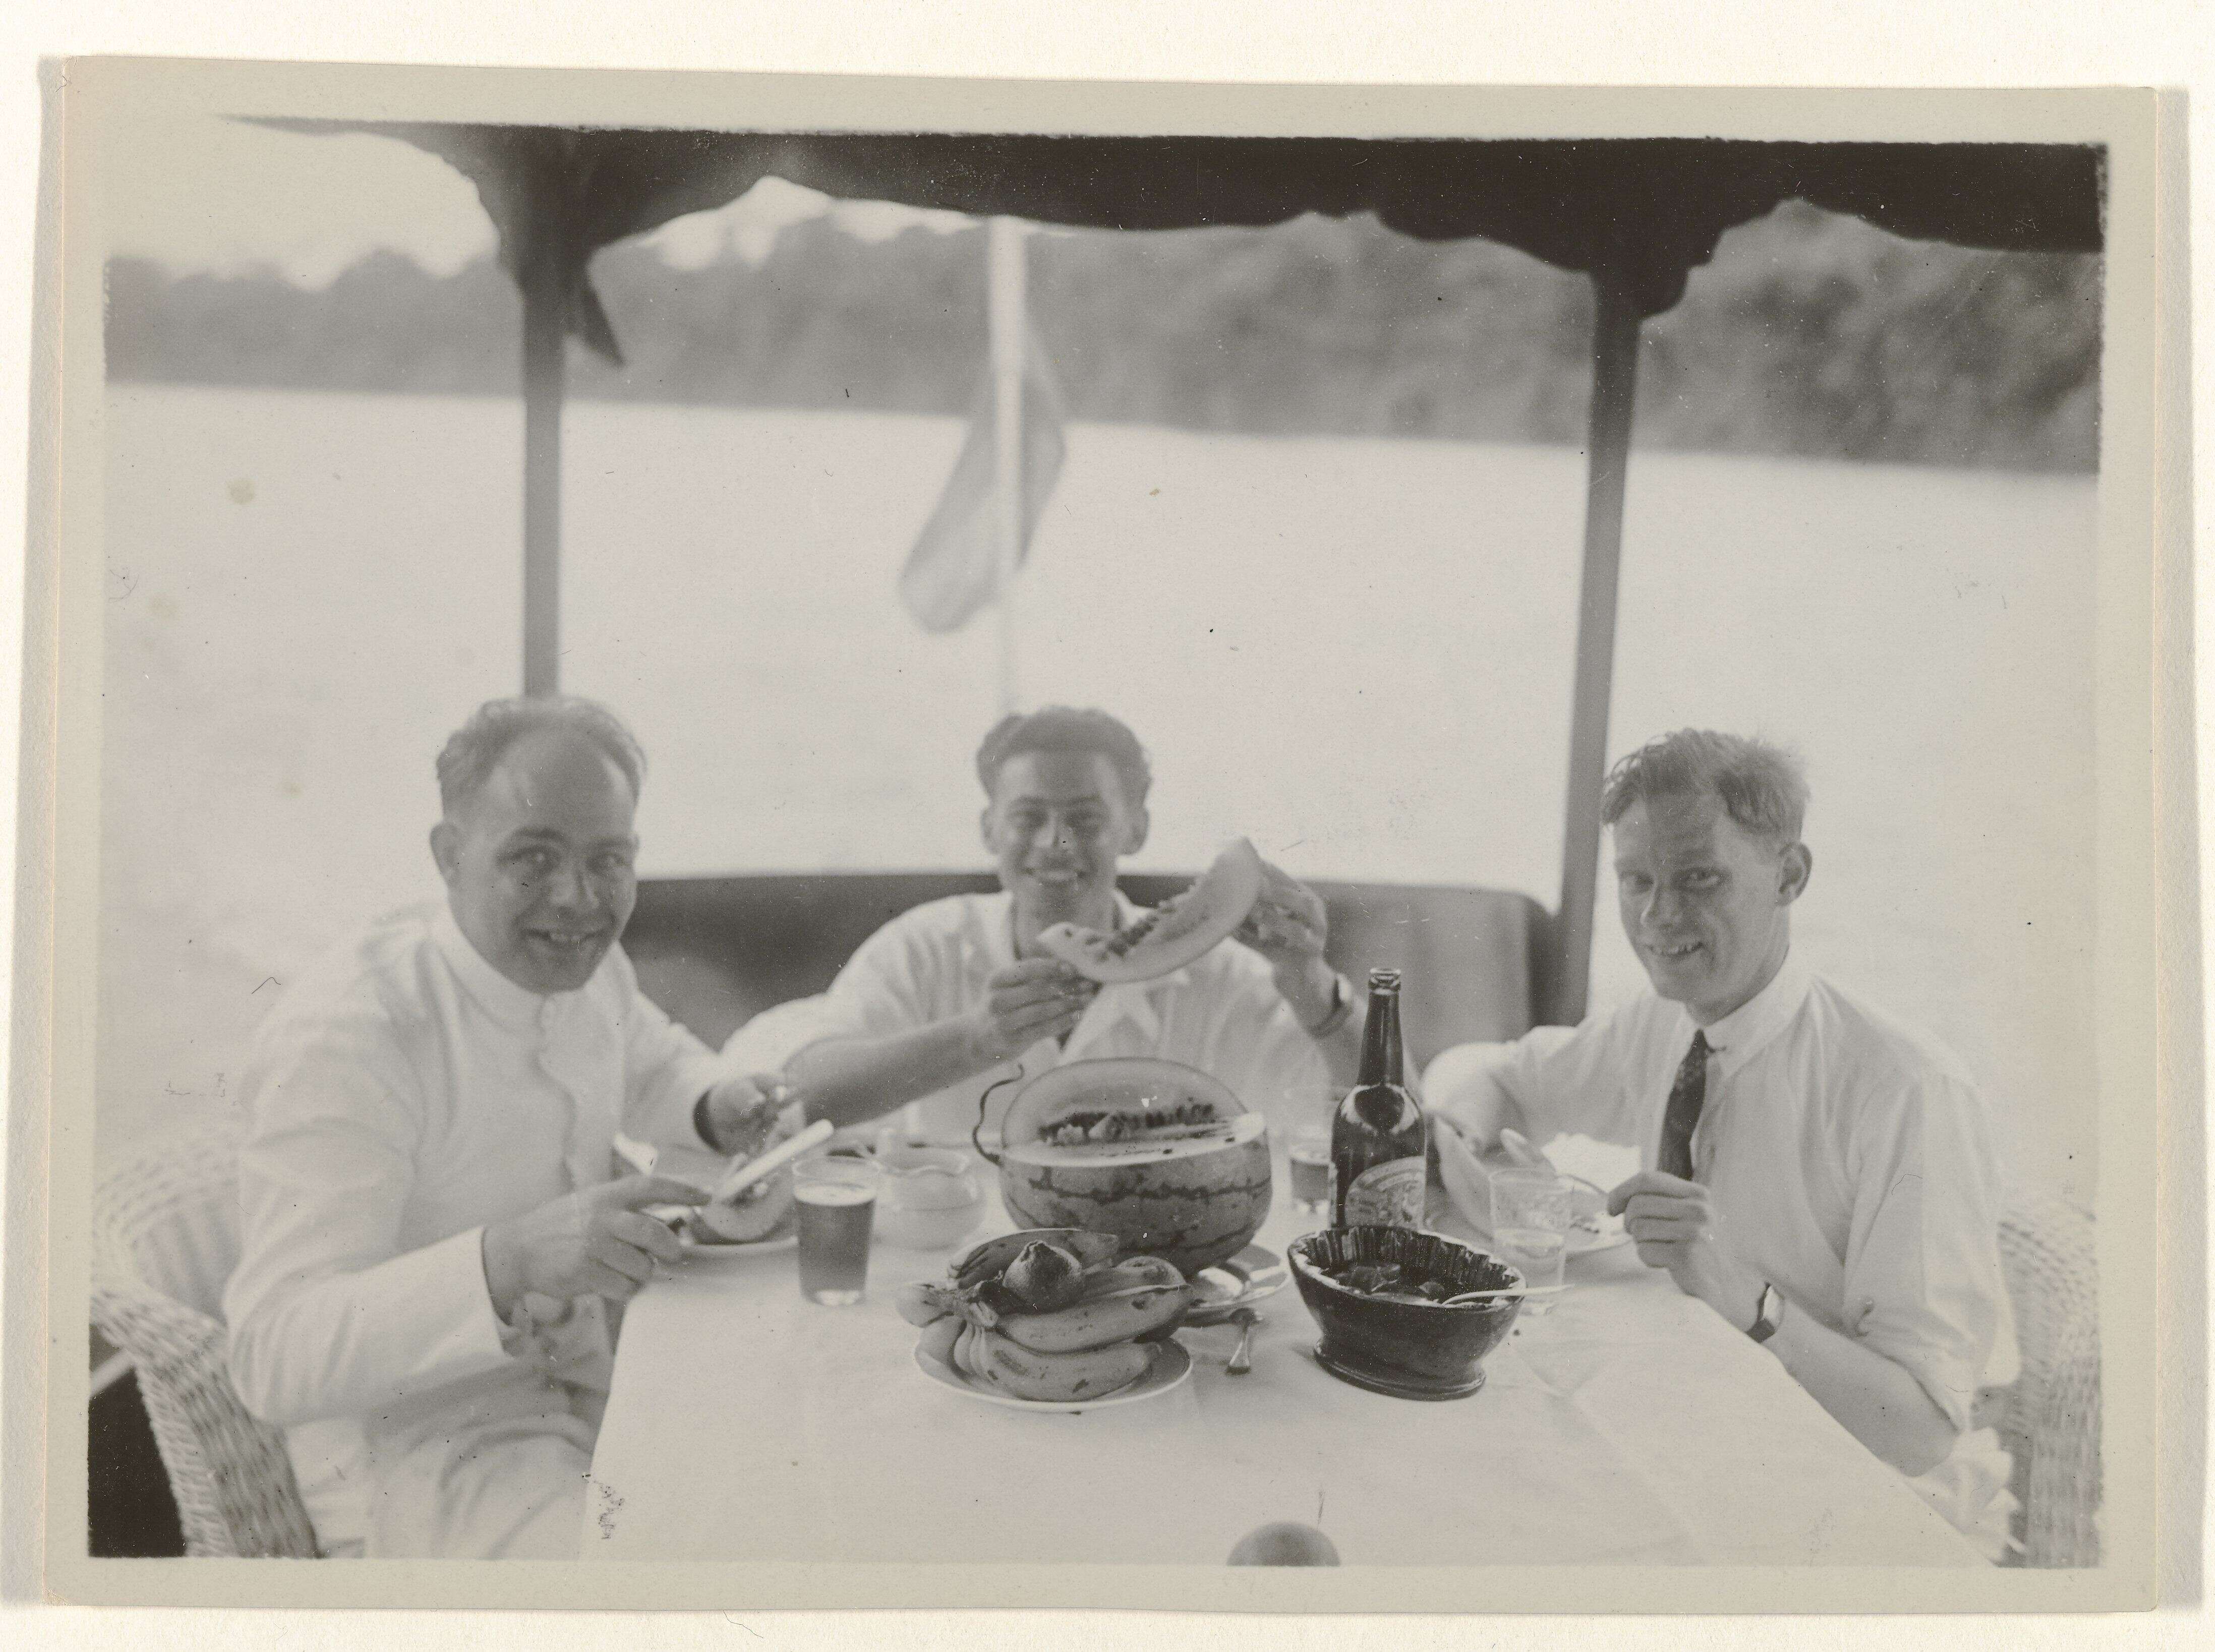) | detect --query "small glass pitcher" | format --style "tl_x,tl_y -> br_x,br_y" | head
870,1128 -> 987,1251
